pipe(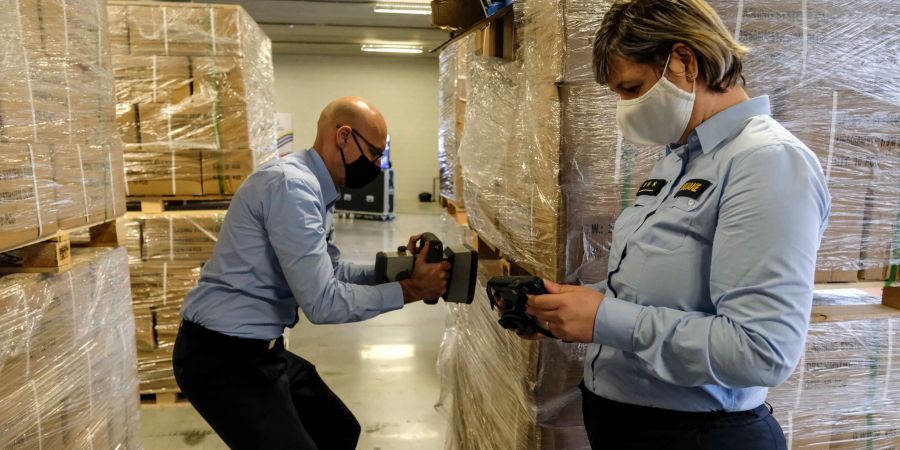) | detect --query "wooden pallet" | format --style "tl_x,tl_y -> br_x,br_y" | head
0,220 -> 123,274
471,228 -> 542,278
128,196 -> 232,213
140,391 -> 189,406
